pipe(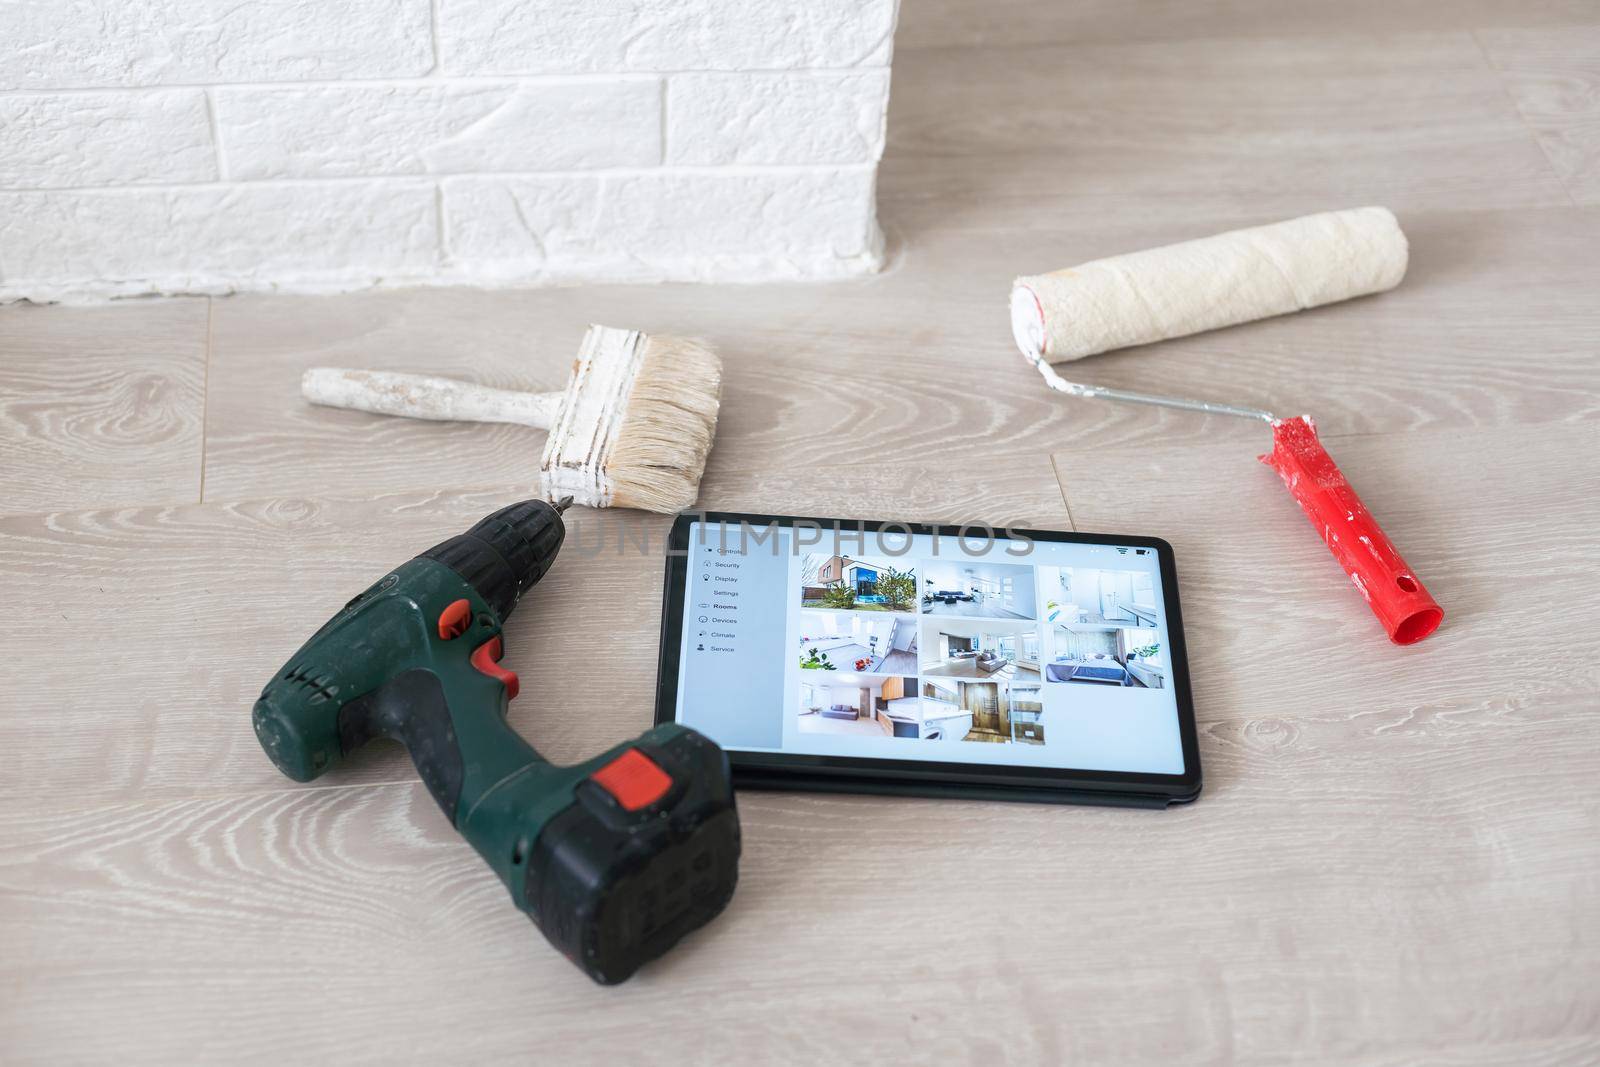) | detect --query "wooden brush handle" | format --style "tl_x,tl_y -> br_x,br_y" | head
301,368 -> 561,430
